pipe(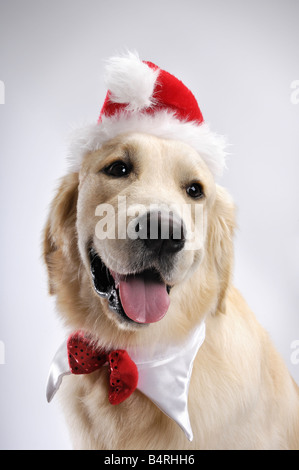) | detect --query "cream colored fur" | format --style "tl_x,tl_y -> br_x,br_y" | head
44,133 -> 299,450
